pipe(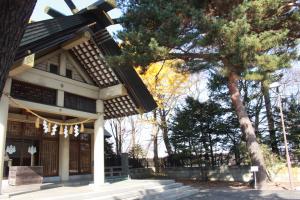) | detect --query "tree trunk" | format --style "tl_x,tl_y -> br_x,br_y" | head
0,0 -> 37,97
227,71 -> 268,186
233,140 -> 241,165
208,133 -> 215,167
262,80 -> 279,154
130,117 -> 136,157
254,96 -> 263,139
202,135 -> 210,167
153,111 -> 160,173
113,118 -> 123,155
160,109 -> 173,156
114,122 -> 119,155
